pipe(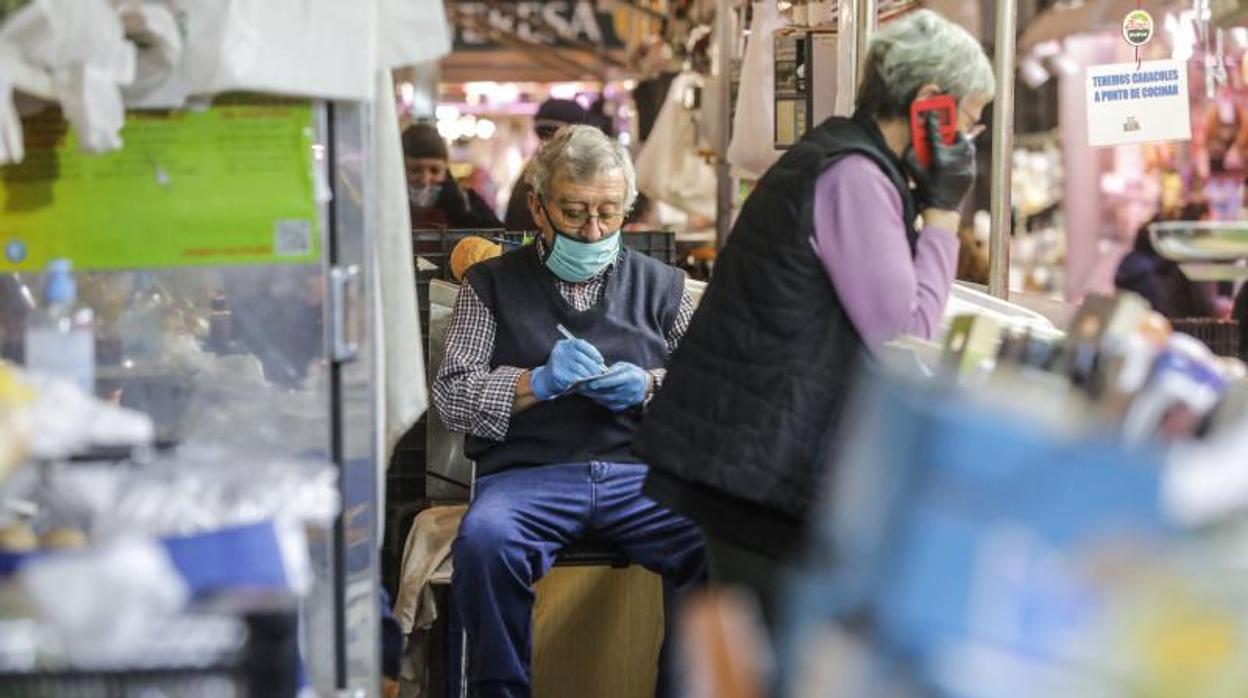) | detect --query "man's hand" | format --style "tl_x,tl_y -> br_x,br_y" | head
529,338 -> 606,401
578,362 -> 649,412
